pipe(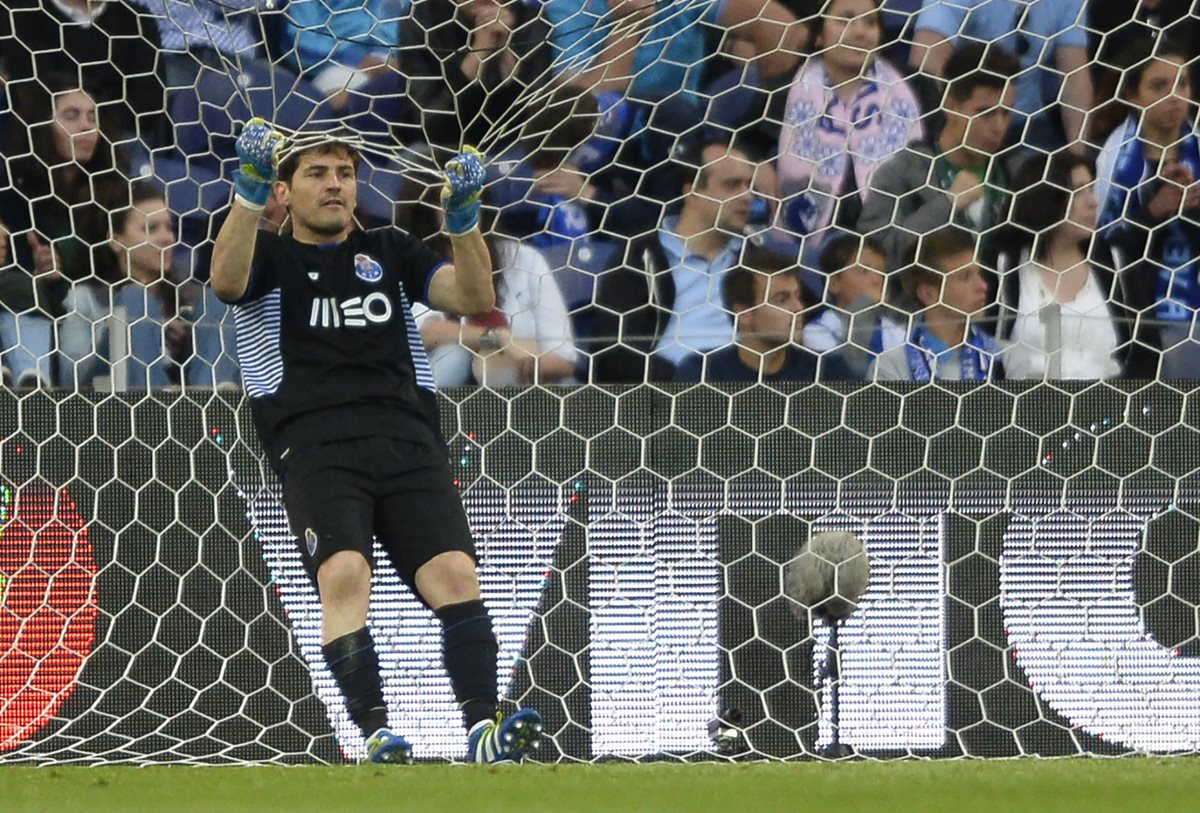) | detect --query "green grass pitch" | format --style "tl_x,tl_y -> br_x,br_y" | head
3,759 -> 1199,813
